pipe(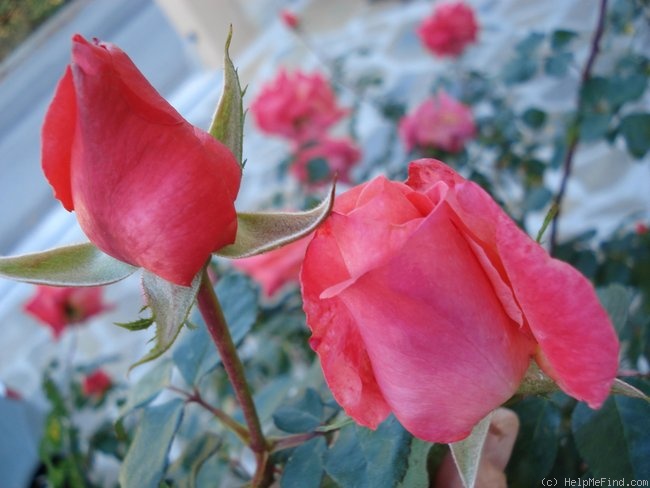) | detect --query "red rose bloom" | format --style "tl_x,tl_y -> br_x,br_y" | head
24,285 -> 110,339
418,2 -> 479,58
82,369 -> 112,397
301,159 -> 619,443
42,35 -> 241,286
250,70 -> 348,144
